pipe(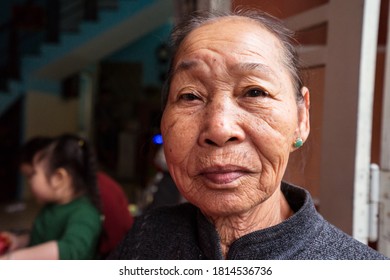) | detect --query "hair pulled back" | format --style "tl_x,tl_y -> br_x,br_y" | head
36,134 -> 100,211
19,136 -> 53,165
